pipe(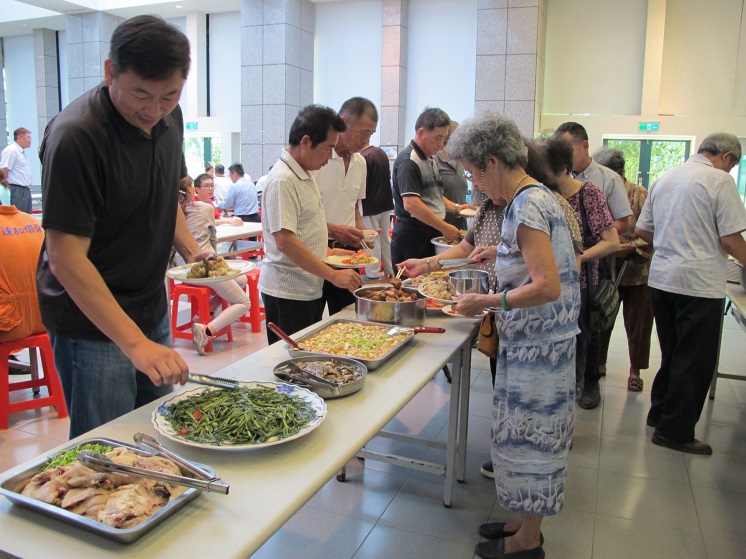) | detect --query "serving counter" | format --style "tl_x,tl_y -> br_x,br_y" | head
709,283 -> 746,398
0,309 -> 479,558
